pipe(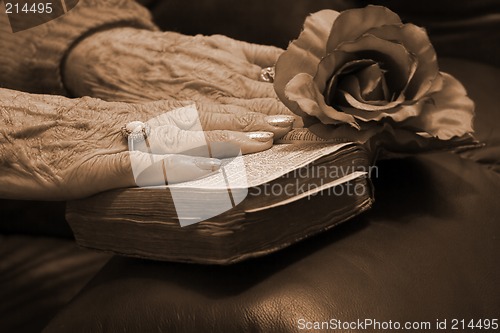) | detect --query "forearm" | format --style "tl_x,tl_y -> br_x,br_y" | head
0,0 -> 157,95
